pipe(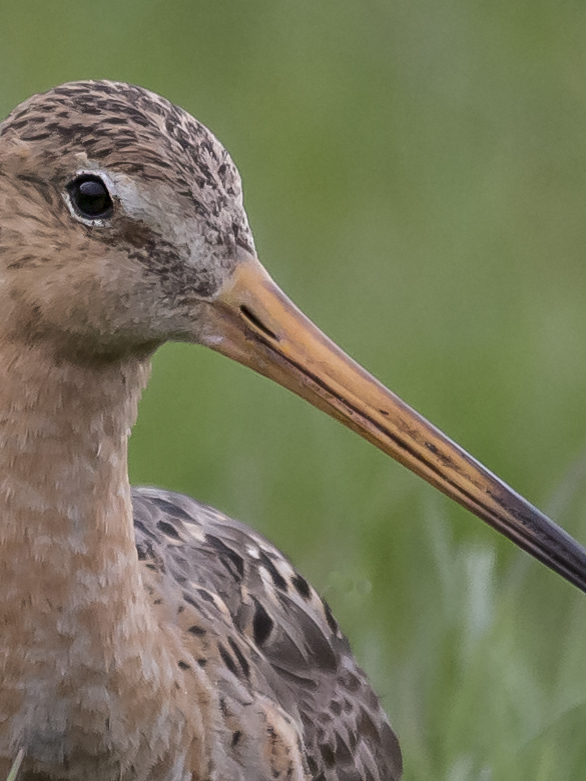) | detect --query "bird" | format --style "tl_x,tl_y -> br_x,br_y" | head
0,81 -> 585,781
